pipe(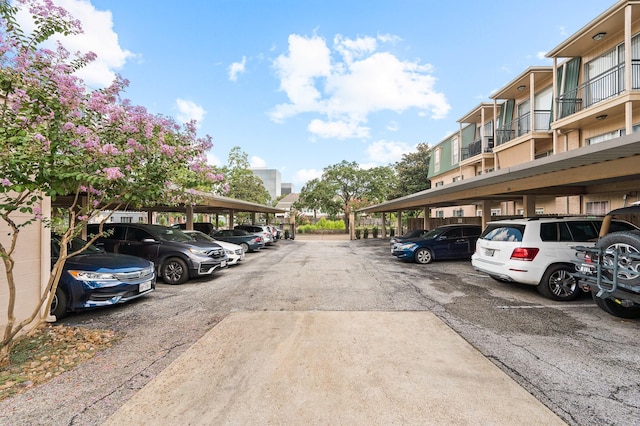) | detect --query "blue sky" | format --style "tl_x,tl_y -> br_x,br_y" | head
20,0 -> 612,191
